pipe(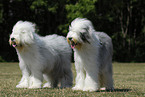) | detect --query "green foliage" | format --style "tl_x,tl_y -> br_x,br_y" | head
58,24 -> 69,34
31,0 -> 58,13
66,0 -> 97,21
0,56 -> 5,62
0,0 -> 145,62
31,0 -> 48,8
